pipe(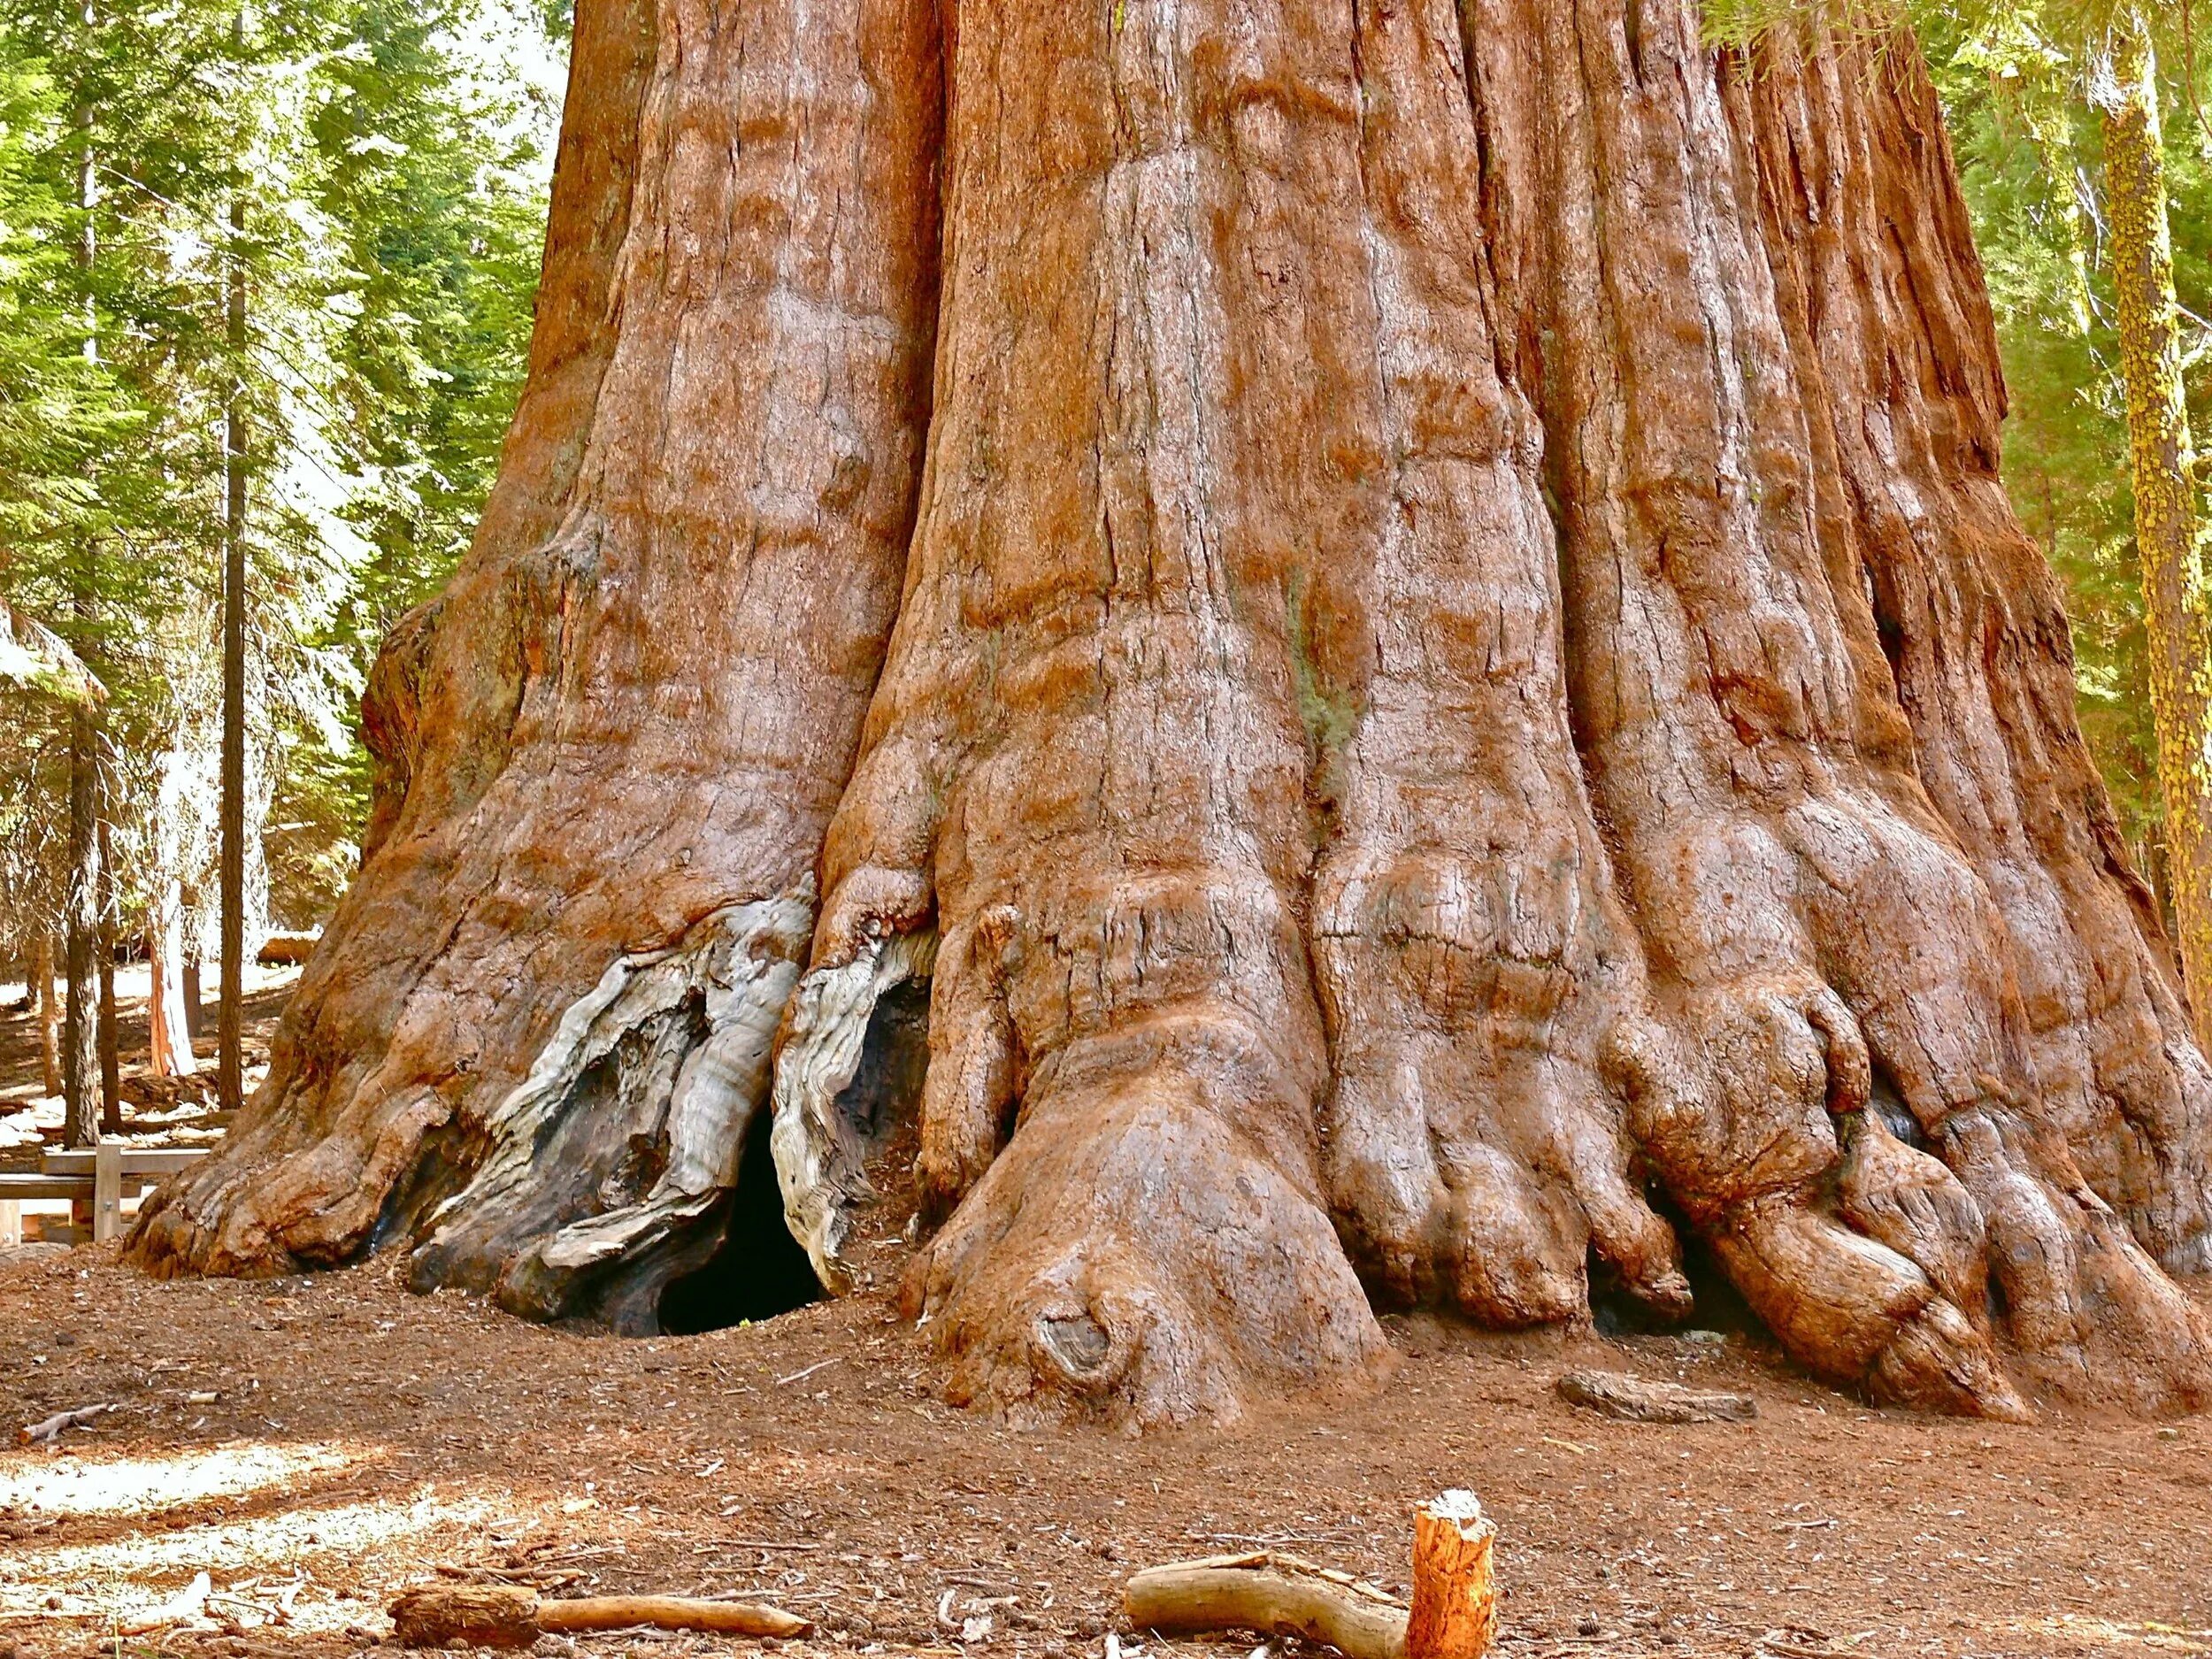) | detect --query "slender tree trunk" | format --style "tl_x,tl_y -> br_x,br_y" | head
218,156 -> 248,1114
2094,11 -> 2212,1048
96,812 -> 119,1133
2025,95 -> 2098,339
63,694 -> 99,1148
33,926 -> 59,1098
149,925 -> 173,1077
61,12 -> 100,1151
148,867 -> 196,1079
182,957 -> 203,1042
